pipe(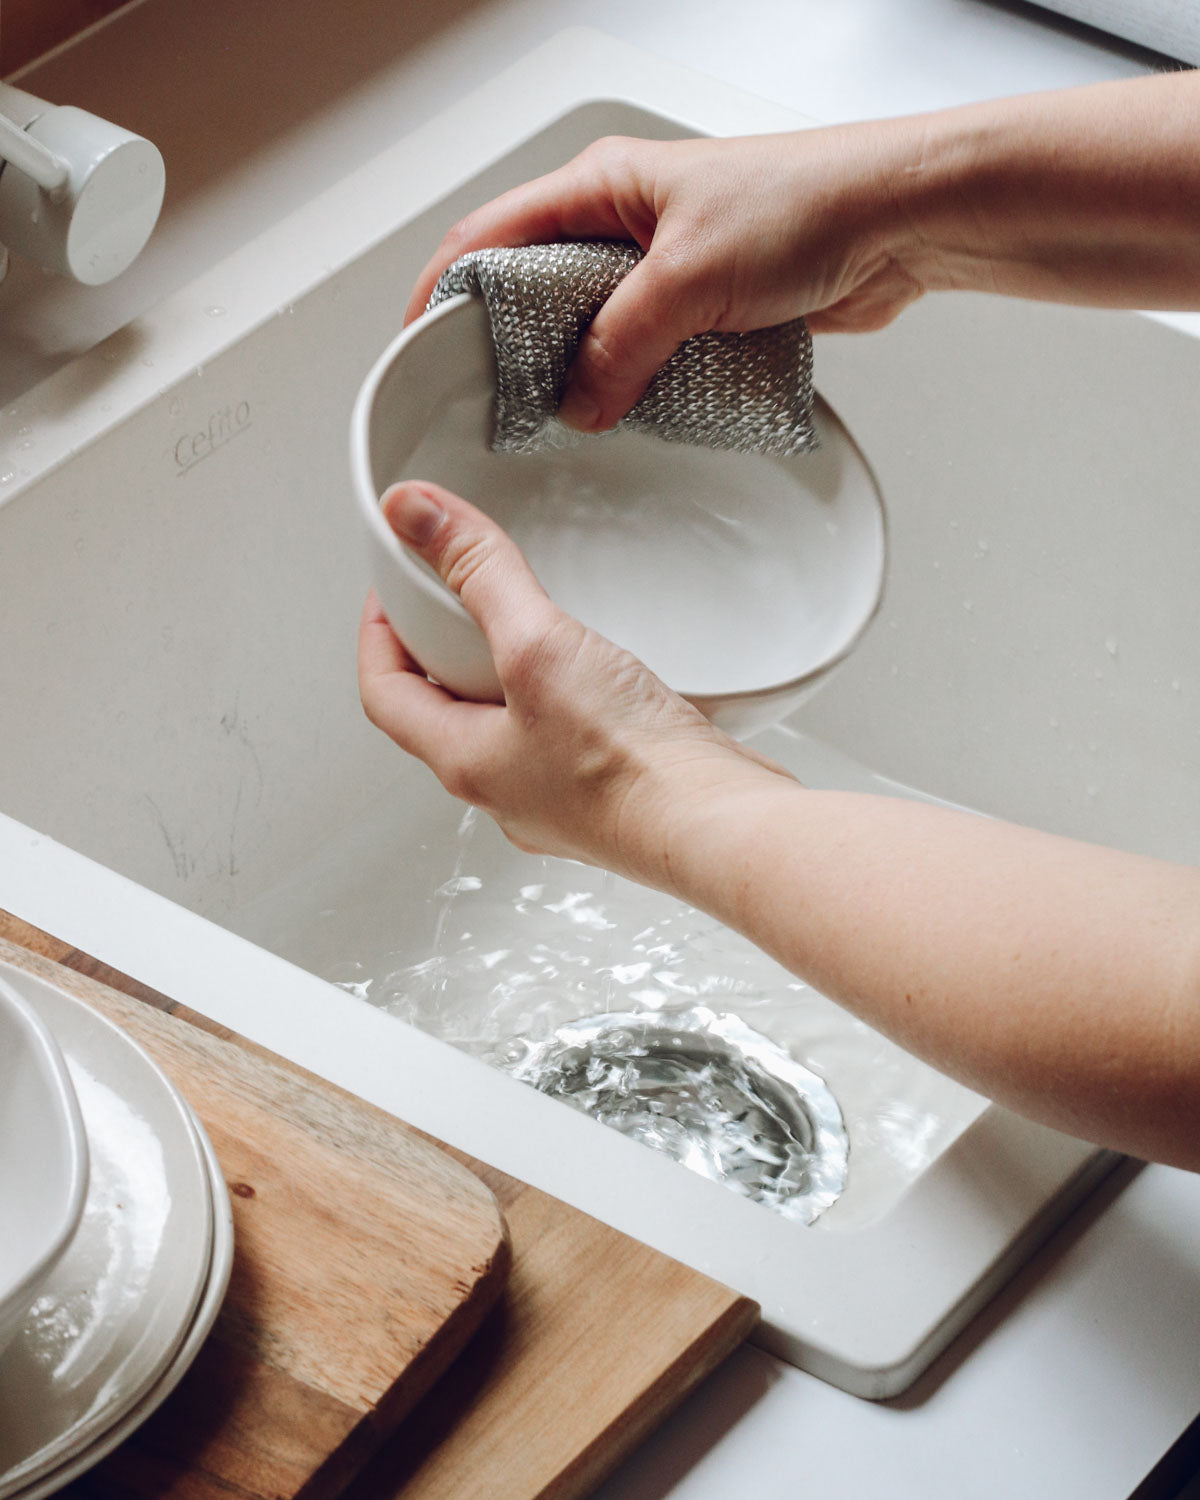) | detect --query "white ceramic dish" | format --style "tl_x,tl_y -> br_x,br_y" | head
10,1101 -> 234,1500
0,968 -> 213,1497
351,291 -> 887,737
0,980 -> 89,1365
